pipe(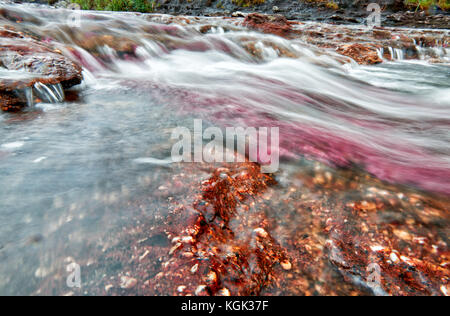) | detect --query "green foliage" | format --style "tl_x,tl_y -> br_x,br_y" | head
232,0 -> 265,7
106,0 -> 132,11
325,1 -> 339,10
437,0 -> 450,9
70,0 -> 158,13
133,0 -> 155,12
71,0 -> 94,10
404,0 -> 450,10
